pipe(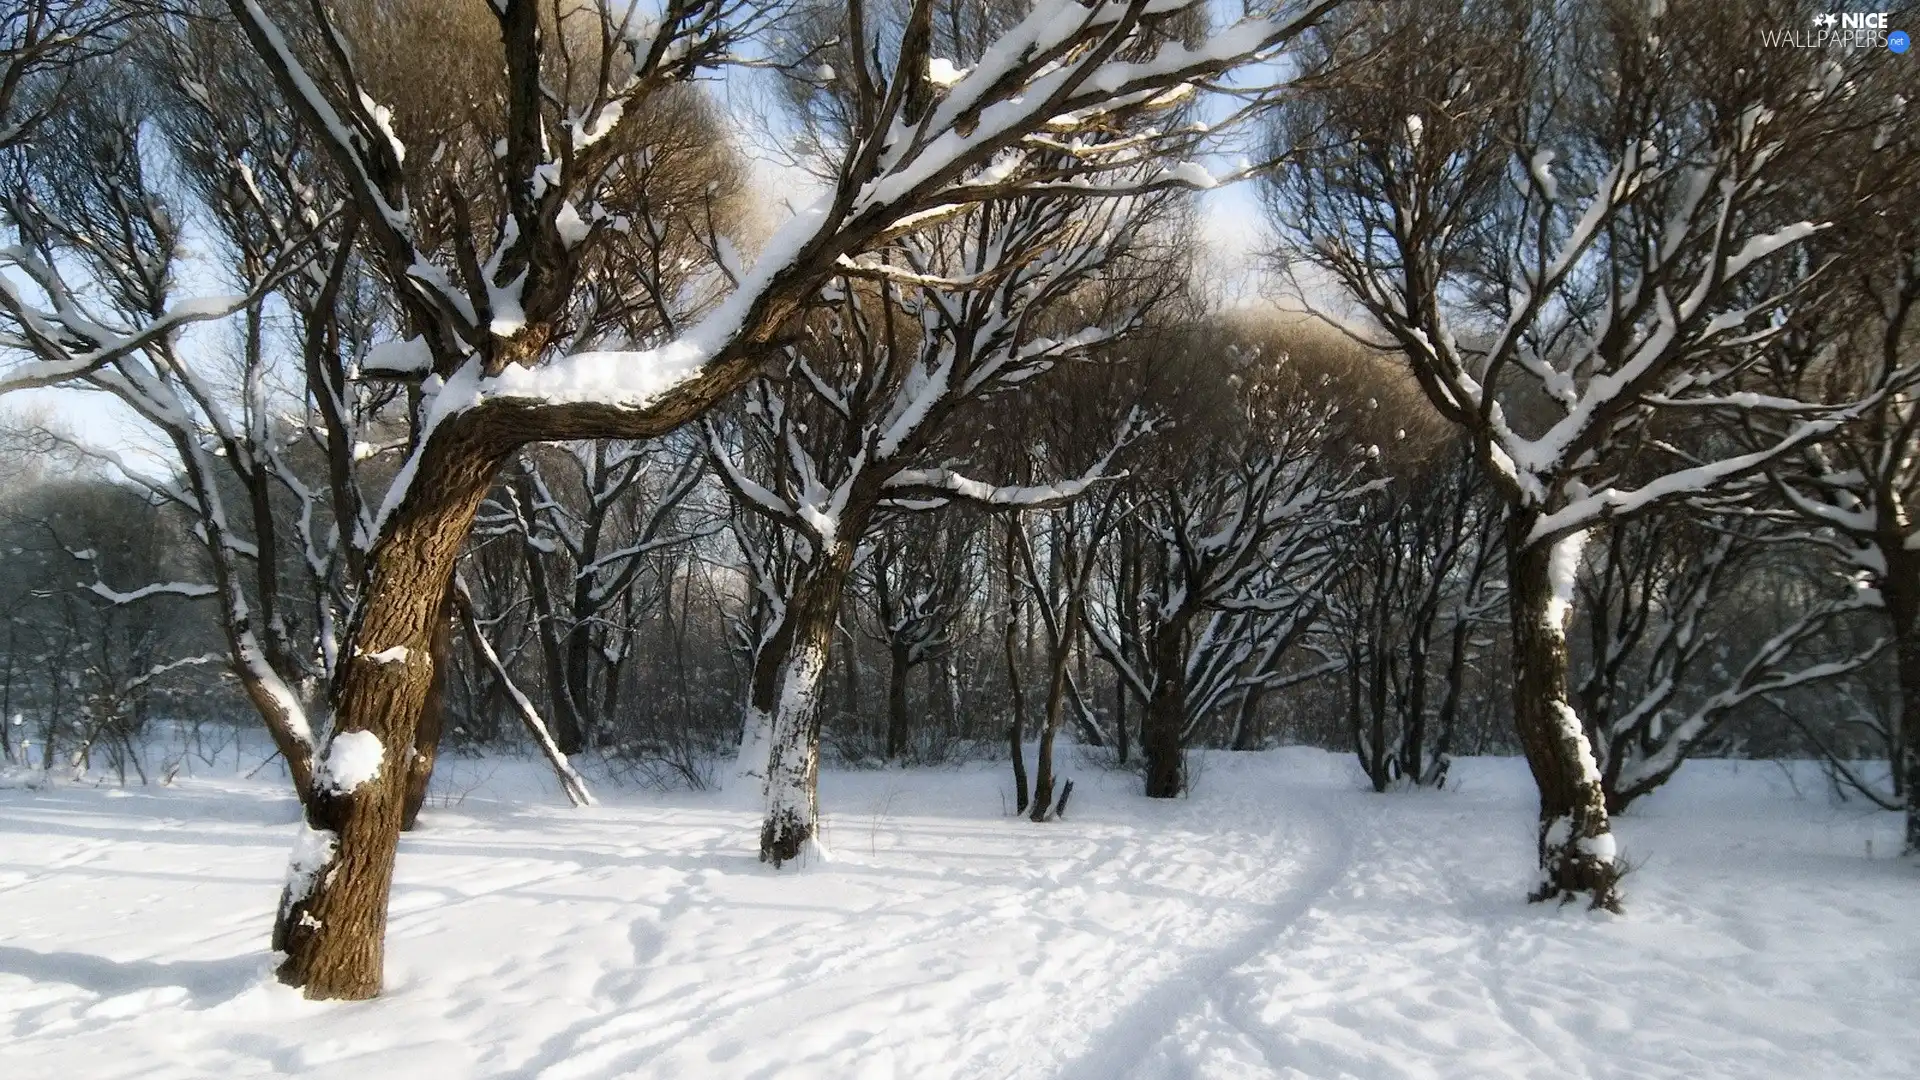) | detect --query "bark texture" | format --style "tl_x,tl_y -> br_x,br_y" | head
400,588 -> 455,832
273,428 -> 506,999
272,358 -> 785,996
